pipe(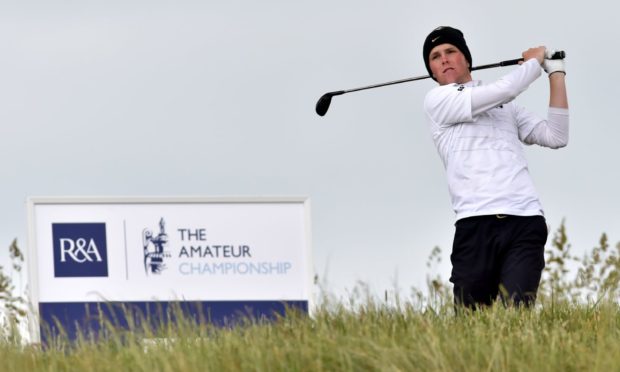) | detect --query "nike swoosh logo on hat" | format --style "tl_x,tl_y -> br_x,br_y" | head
432,37 -> 440,43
